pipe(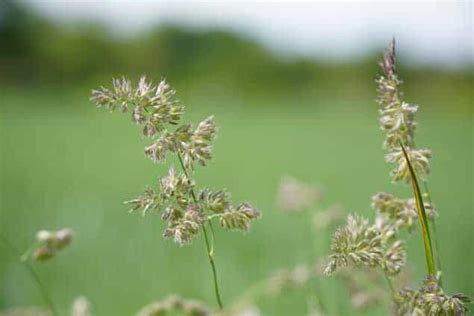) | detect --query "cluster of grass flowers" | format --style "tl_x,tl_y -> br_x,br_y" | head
324,214 -> 406,276
325,39 -> 470,315
376,41 -> 432,183
273,177 -> 390,314
276,175 -> 321,213
136,295 -> 210,316
0,296 -> 91,316
71,296 -> 92,316
26,228 -> 74,262
91,77 -> 260,309
371,192 -> 436,232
